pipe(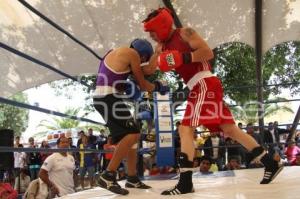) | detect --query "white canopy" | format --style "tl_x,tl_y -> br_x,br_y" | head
0,0 -> 299,97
